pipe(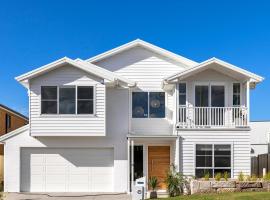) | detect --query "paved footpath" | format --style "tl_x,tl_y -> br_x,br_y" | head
4,193 -> 131,200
